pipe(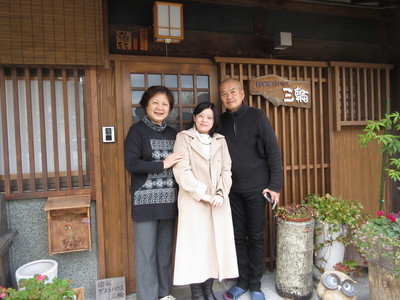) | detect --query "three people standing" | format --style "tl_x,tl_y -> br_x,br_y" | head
125,80 -> 283,300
